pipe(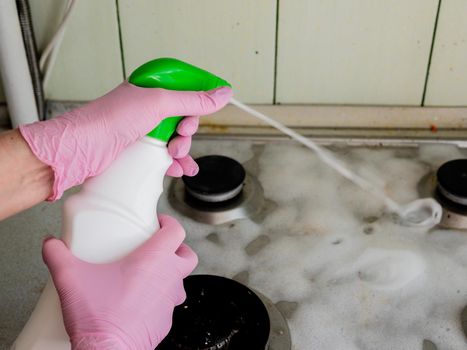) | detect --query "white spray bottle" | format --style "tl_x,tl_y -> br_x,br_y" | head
12,58 -> 231,350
